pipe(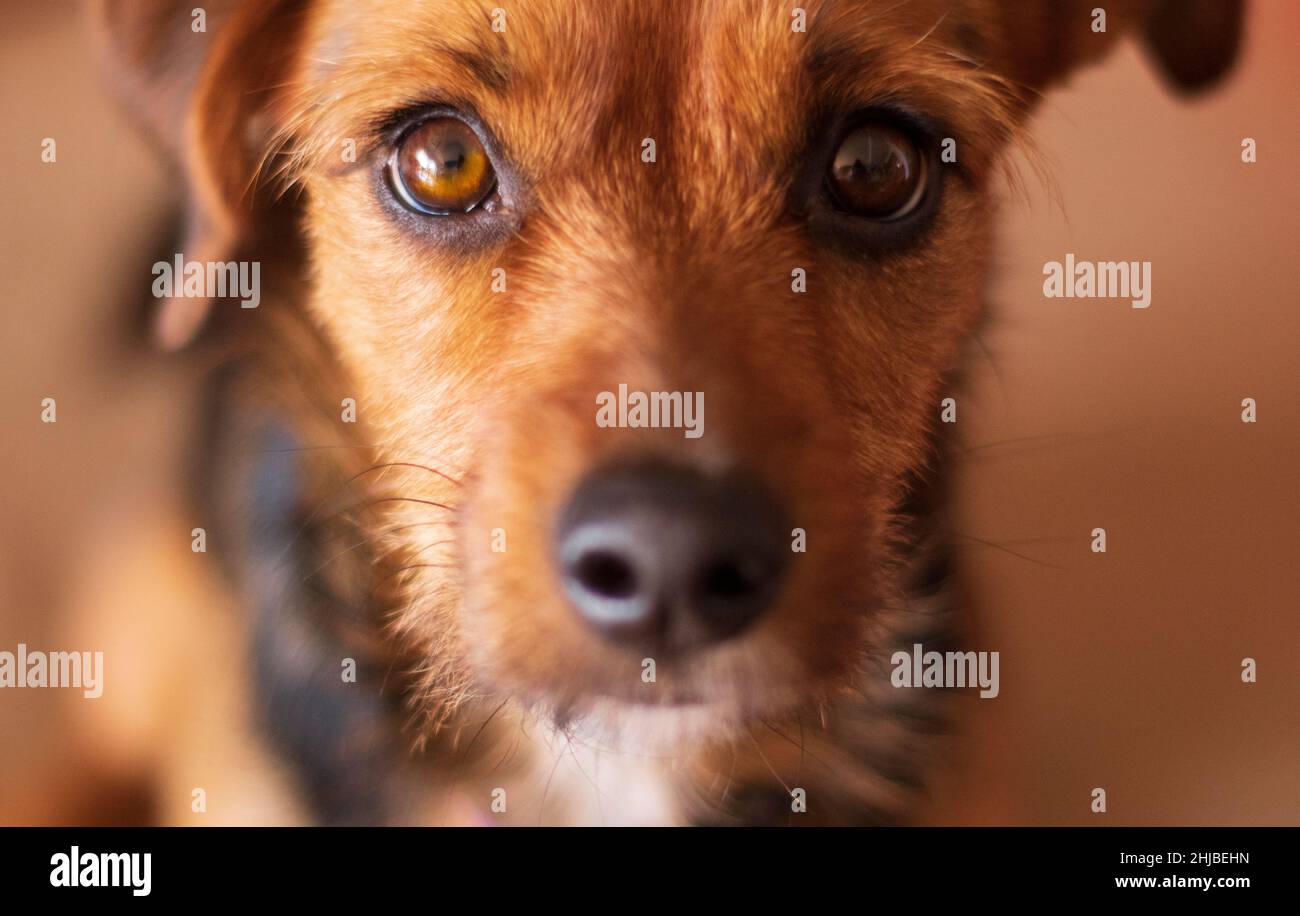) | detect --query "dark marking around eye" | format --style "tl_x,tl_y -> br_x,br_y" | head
446,47 -> 511,94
